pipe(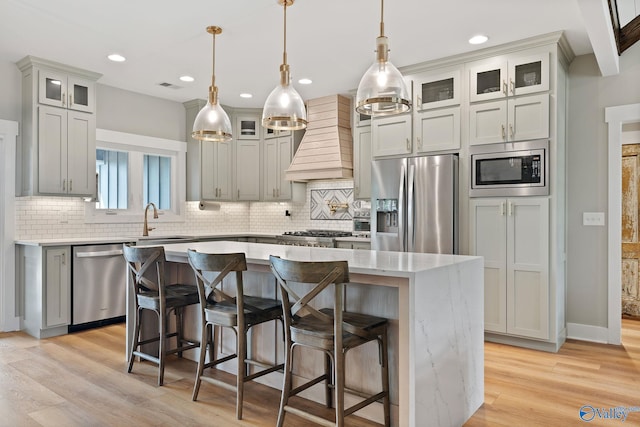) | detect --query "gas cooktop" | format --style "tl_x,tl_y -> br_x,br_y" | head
282,230 -> 353,238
